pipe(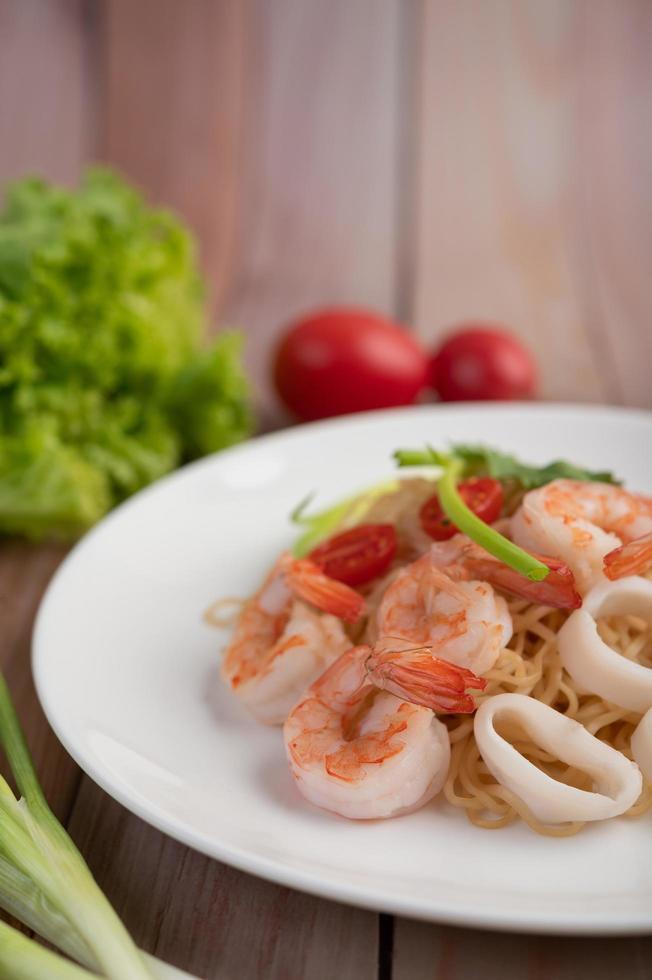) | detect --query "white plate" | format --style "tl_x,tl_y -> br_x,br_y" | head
33,404 -> 652,935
